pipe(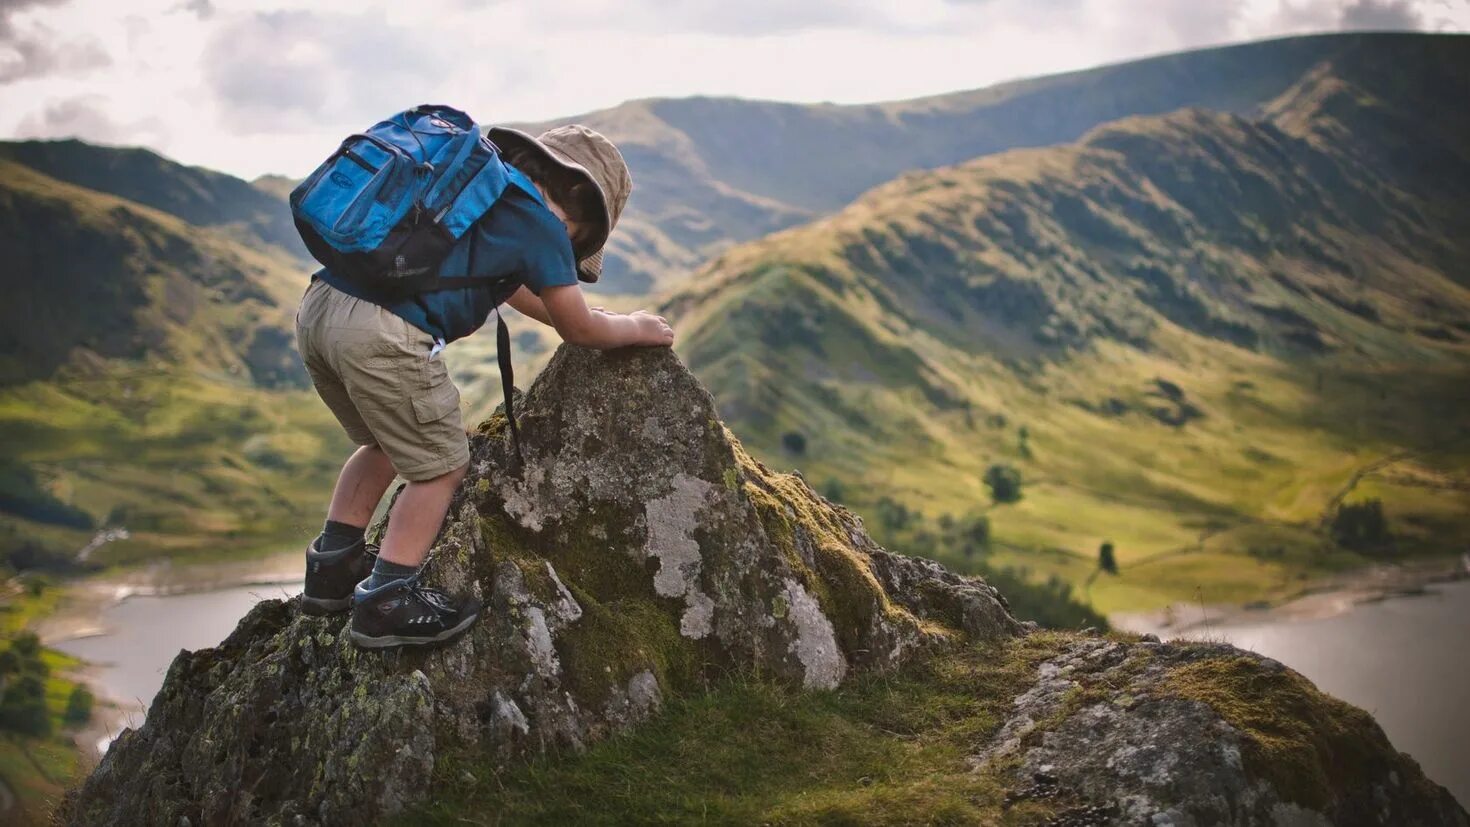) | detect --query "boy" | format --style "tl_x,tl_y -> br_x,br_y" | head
293,124 -> 673,649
